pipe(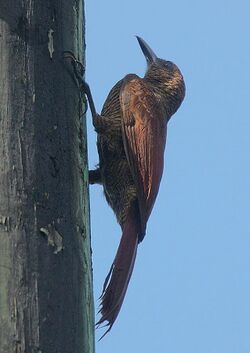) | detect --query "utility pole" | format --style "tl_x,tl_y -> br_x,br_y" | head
0,1 -> 94,352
